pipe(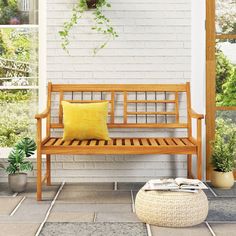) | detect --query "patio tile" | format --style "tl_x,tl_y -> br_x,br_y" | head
206,182 -> 236,197
0,183 -> 14,196
209,223 -> 236,236
0,196 -> 23,215
96,212 -> 140,222
0,223 -> 39,236
151,223 -> 211,236
0,199 -> 50,223
207,198 -> 236,221
57,191 -> 132,204
63,182 -> 114,191
52,203 -> 132,213
117,182 -> 145,191
47,212 -> 94,222
18,183 -> 60,201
